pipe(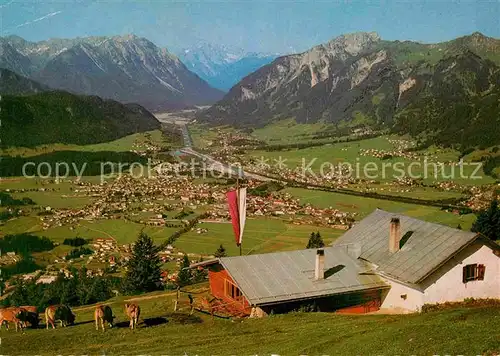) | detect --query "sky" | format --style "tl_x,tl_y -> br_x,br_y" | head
1,0 -> 499,54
